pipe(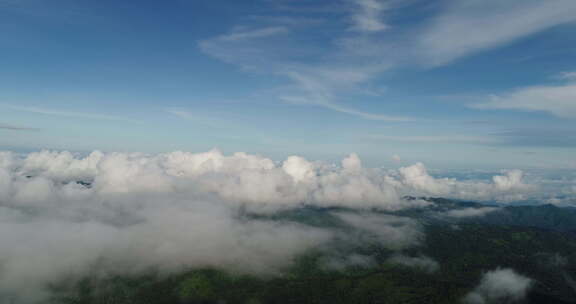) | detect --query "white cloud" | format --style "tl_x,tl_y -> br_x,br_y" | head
492,169 -> 525,191
398,163 -> 535,202
418,0 -> 576,66
472,83 -> 576,119
399,162 -> 452,195
3,150 -> 540,207
464,268 -> 533,304
349,0 -> 388,32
